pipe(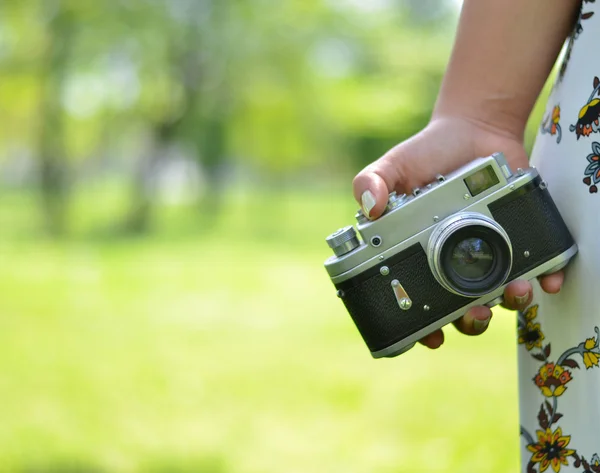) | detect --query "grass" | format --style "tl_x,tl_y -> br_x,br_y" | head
0,186 -> 521,473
